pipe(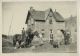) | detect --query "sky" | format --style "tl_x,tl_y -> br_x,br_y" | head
2,1 -> 77,35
